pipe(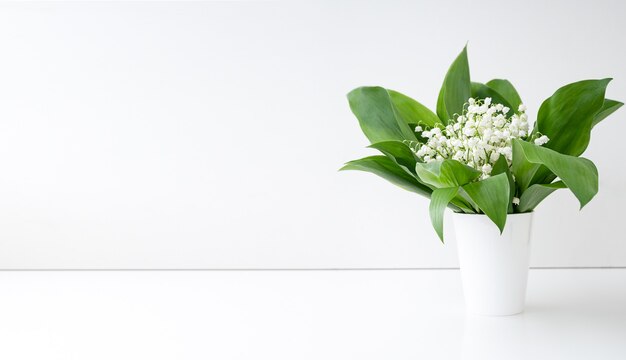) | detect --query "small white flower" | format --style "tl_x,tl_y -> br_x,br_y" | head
410,97 -> 541,176
512,197 -> 520,205
534,135 -> 550,146
499,146 -> 512,157
518,104 -> 527,112
463,127 -> 476,136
